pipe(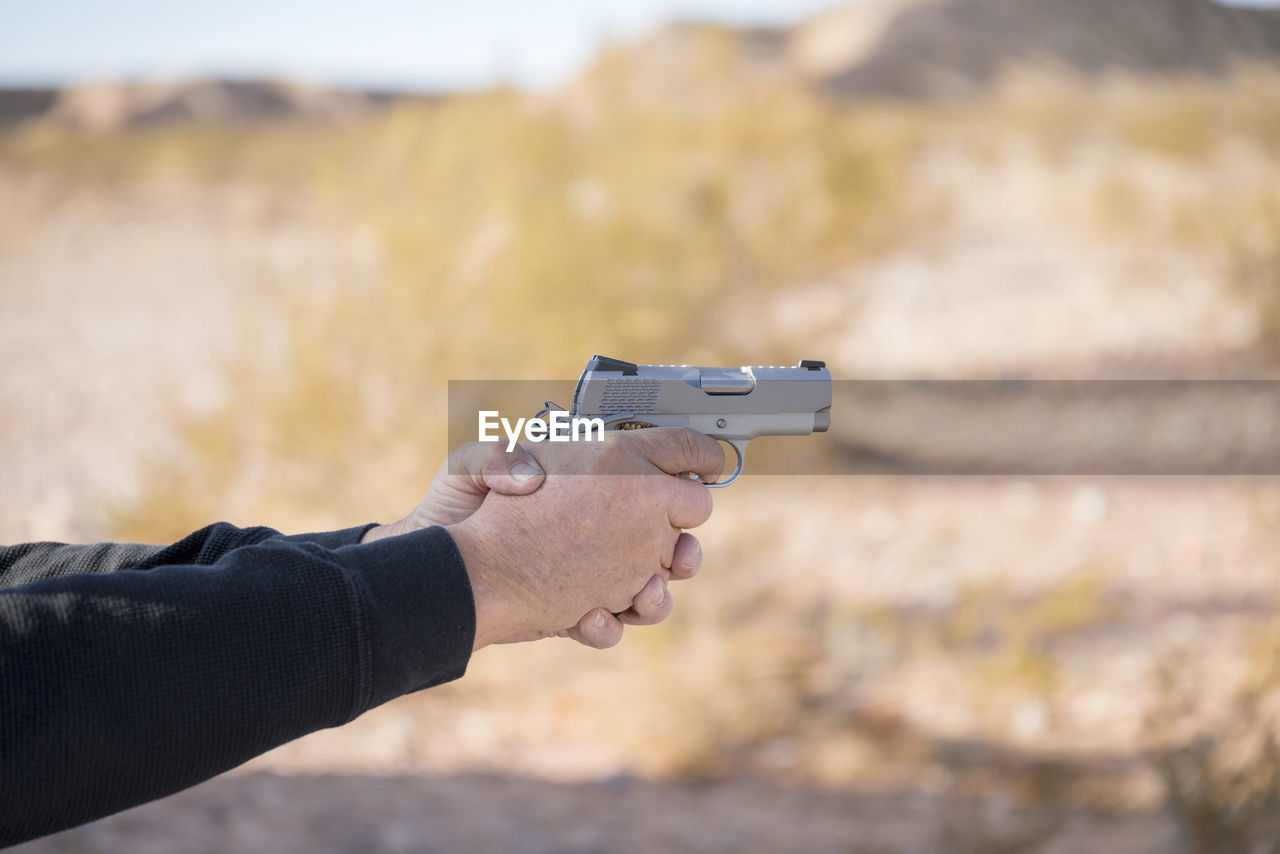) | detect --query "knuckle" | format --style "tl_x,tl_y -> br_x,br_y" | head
482,440 -> 518,468
482,442 -> 509,469
705,435 -> 726,470
643,595 -> 666,622
676,427 -> 706,467
672,553 -> 698,578
652,591 -> 674,621
594,624 -> 623,649
630,596 -> 655,620
575,618 -> 609,649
